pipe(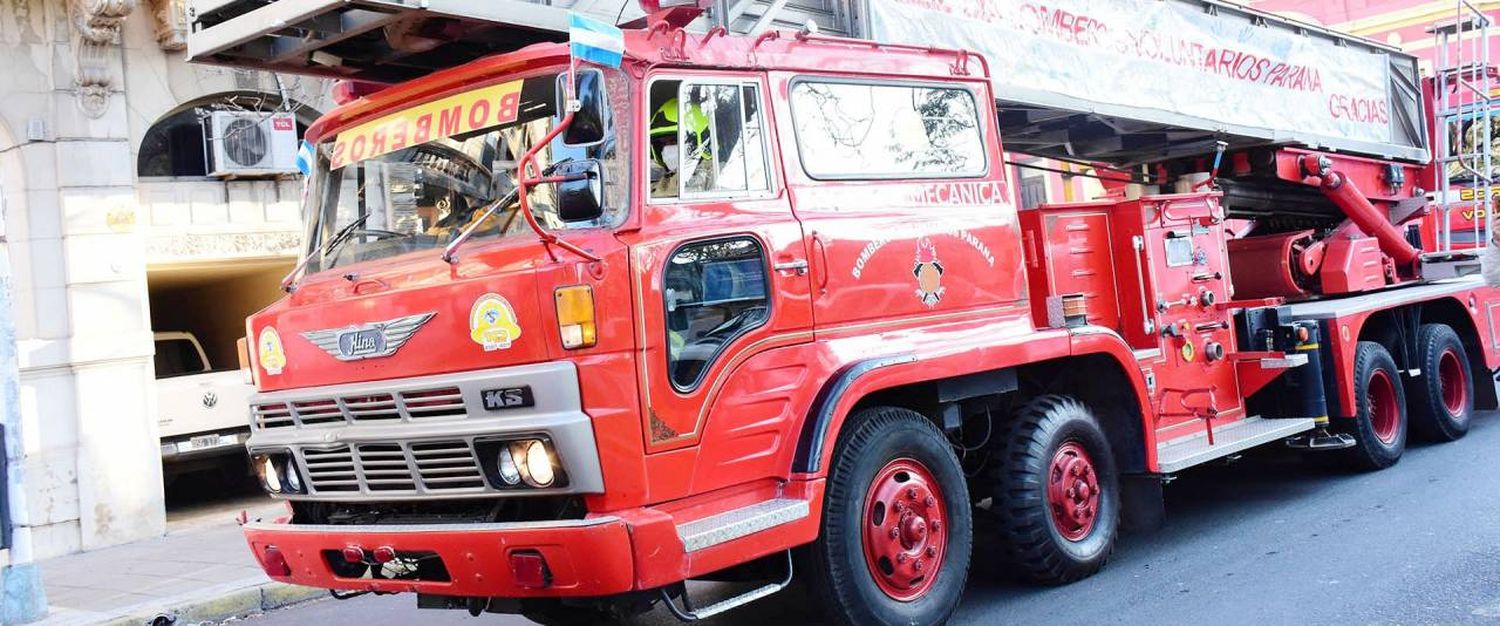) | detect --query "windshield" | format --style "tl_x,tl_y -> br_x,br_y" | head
301,68 -> 630,274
